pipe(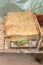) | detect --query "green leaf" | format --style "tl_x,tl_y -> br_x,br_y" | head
12,40 -> 28,45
